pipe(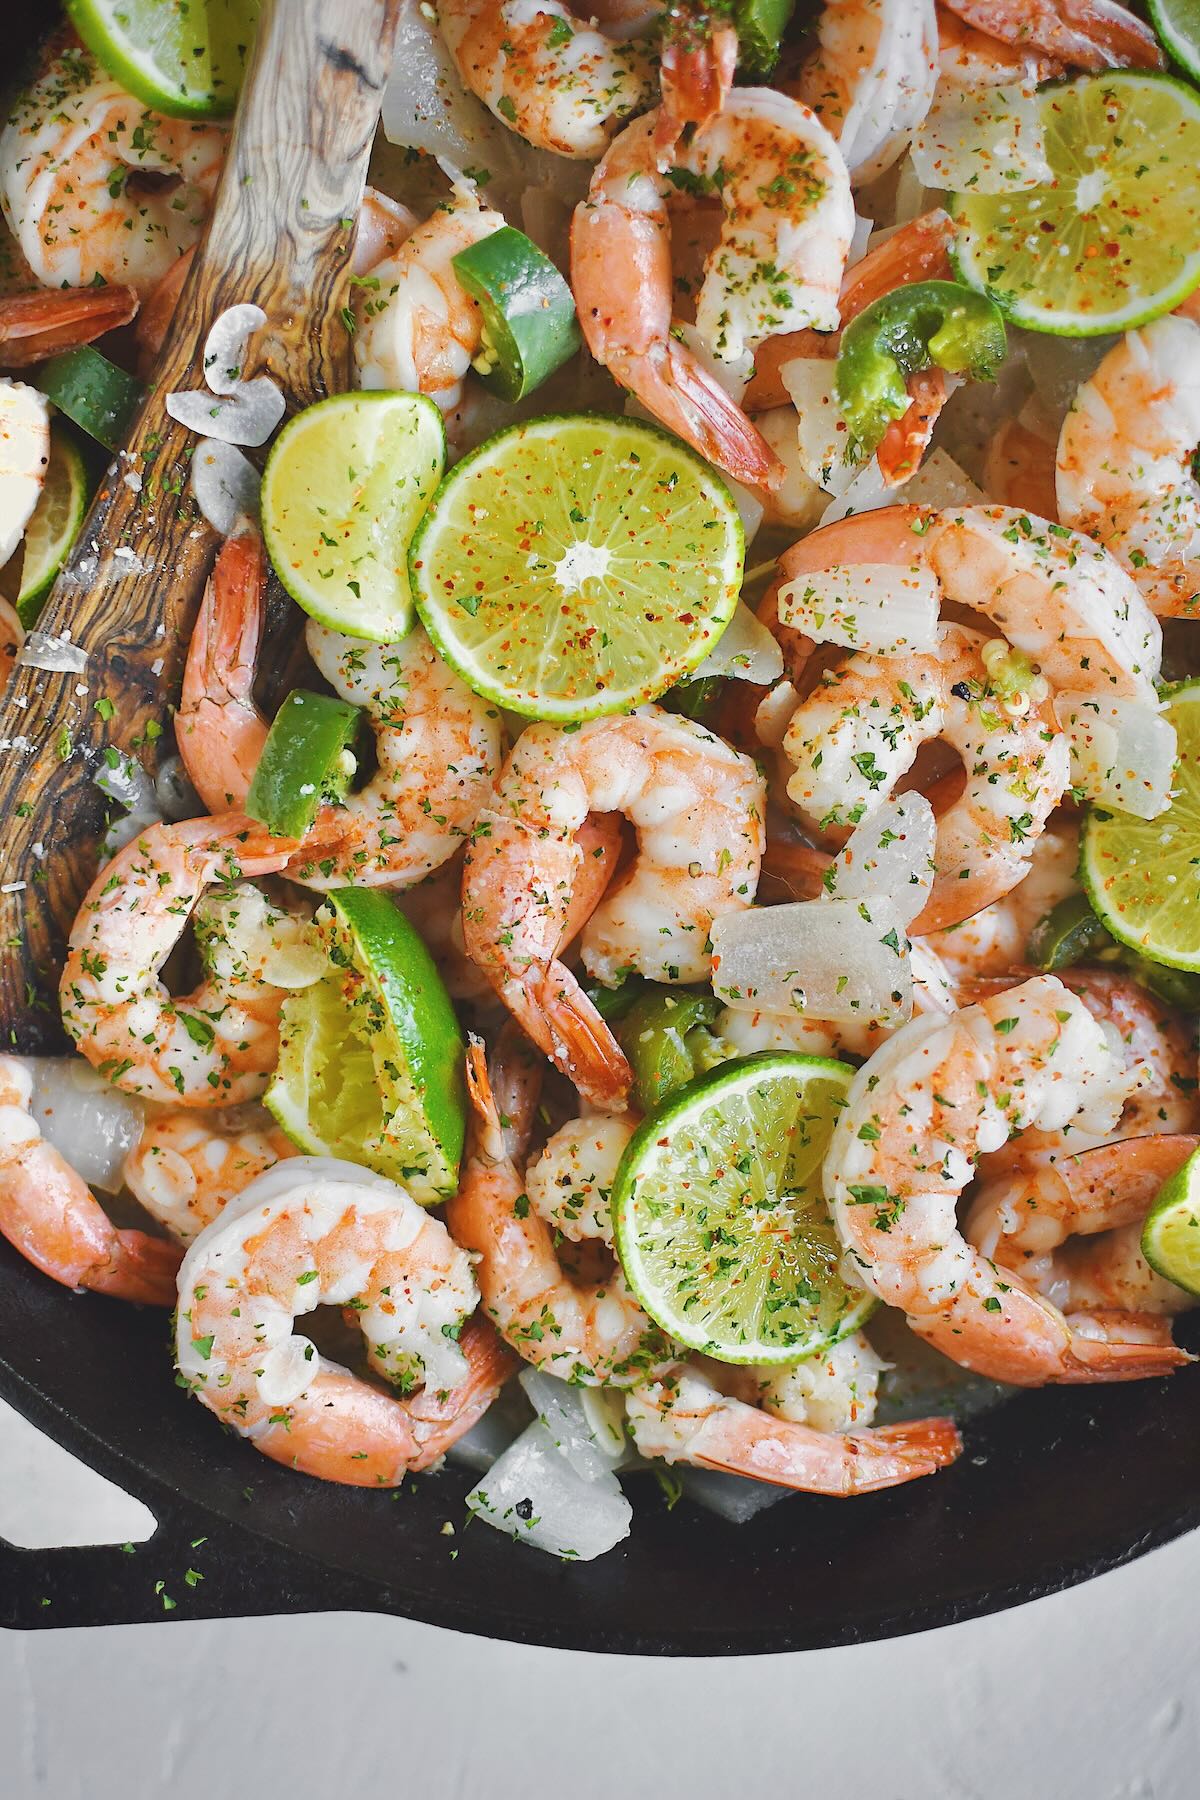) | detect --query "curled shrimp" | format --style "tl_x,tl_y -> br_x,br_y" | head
0,1057 -> 180,1304
792,0 -> 940,184
924,817 -> 1080,984
571,93 -> 855,489
462,707 -> 764,1108
60,816 -> 310,1108
176,1157 -> 514,1485
936,0 -> 1163,70
0,42 -> 225,294
825,973 -> 1192,1385
447,1035 -> 675,1384
123,1107 -> 296,1246
1056,316 -> 1200,618
625,1352 -> 961,1495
